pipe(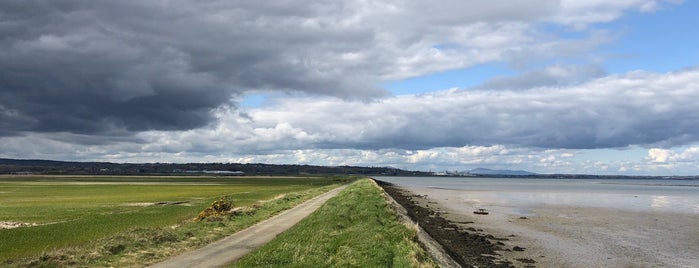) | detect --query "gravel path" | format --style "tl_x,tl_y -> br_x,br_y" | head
148,185 -> 348,268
